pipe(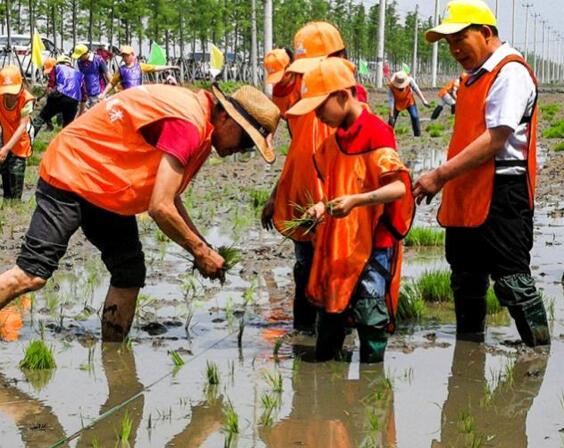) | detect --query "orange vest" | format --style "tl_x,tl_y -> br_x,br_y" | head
307,136 -> 414,329
439,80 -> 456,98
0,90 -> 34,158
273,105 -> 333,242
40,85 -> 213,216
438,55 -> 537,227
388,84 -> 415,111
